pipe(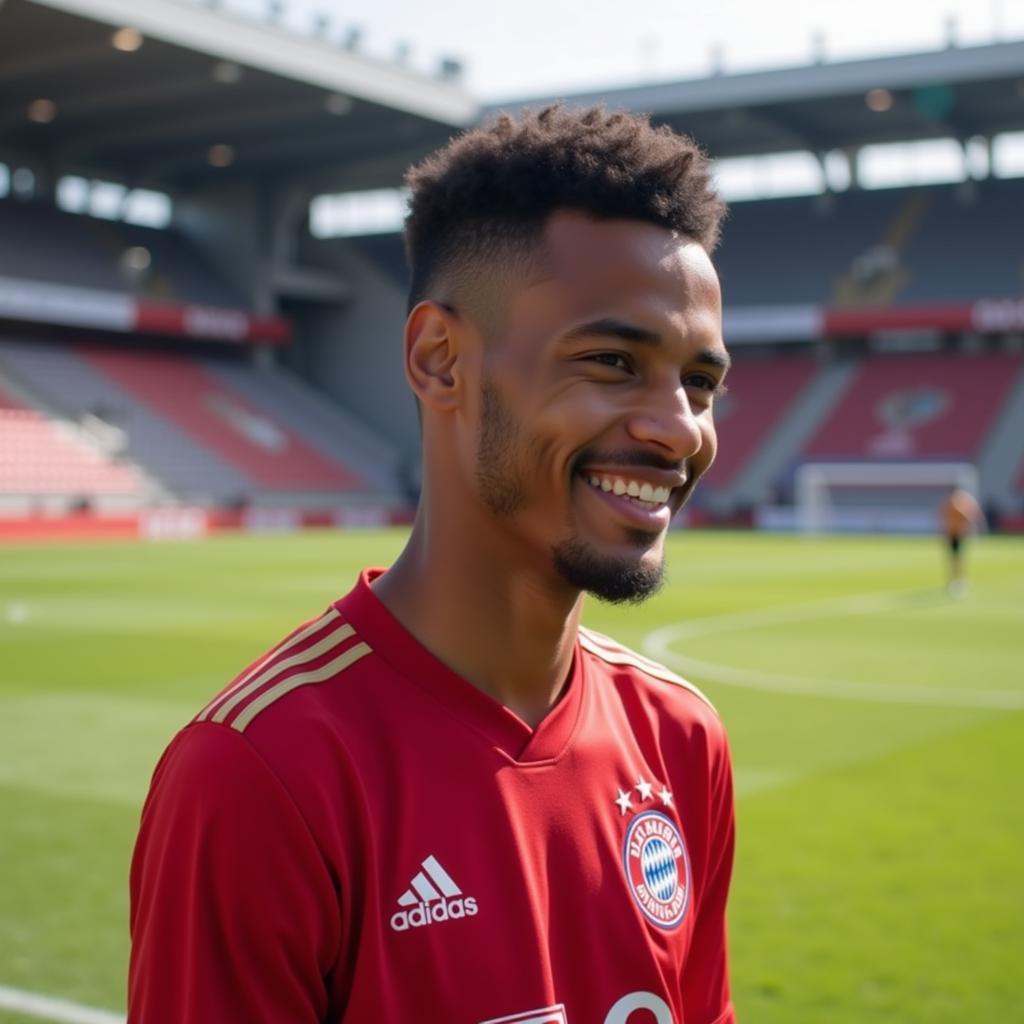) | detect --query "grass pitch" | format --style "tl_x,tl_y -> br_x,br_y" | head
1,529 -> 1021,1022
